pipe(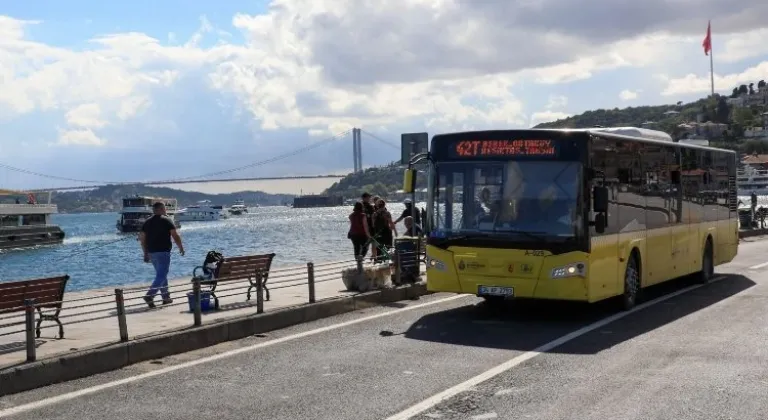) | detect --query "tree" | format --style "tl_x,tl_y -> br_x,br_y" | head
731,87 -> 740,98
739,84 -> 749,95
715,96 -> 730,123
759,80 -> 767,89
749,83 -> 755,95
